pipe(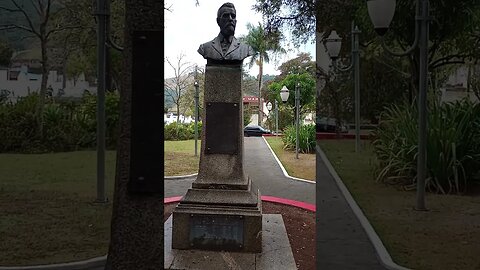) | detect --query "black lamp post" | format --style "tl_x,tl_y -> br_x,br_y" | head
325,22 -> 362,153
194,80 -> 199,157
275,100 -> 279,136
366,0 -> 430,211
